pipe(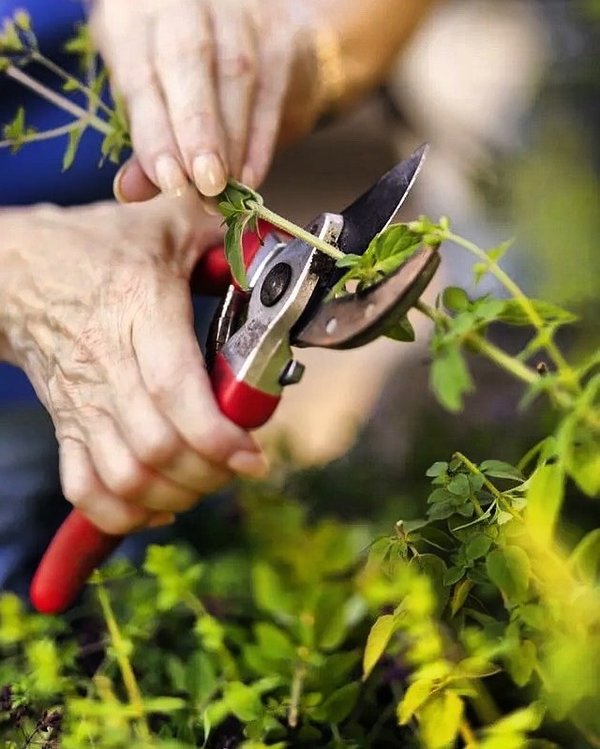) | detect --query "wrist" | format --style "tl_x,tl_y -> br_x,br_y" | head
0,206 -> 46,365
